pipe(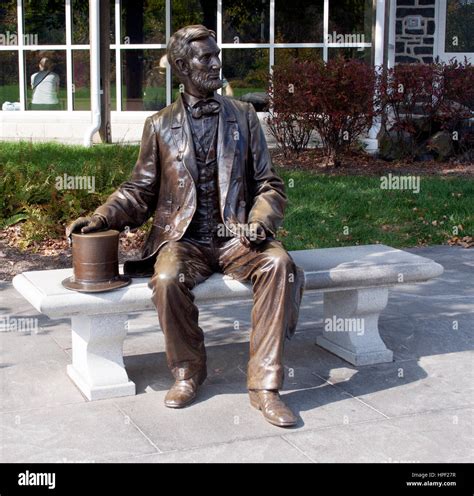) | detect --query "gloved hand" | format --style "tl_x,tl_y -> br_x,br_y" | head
66,214 -> 107,239
240,222 -> 267,247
